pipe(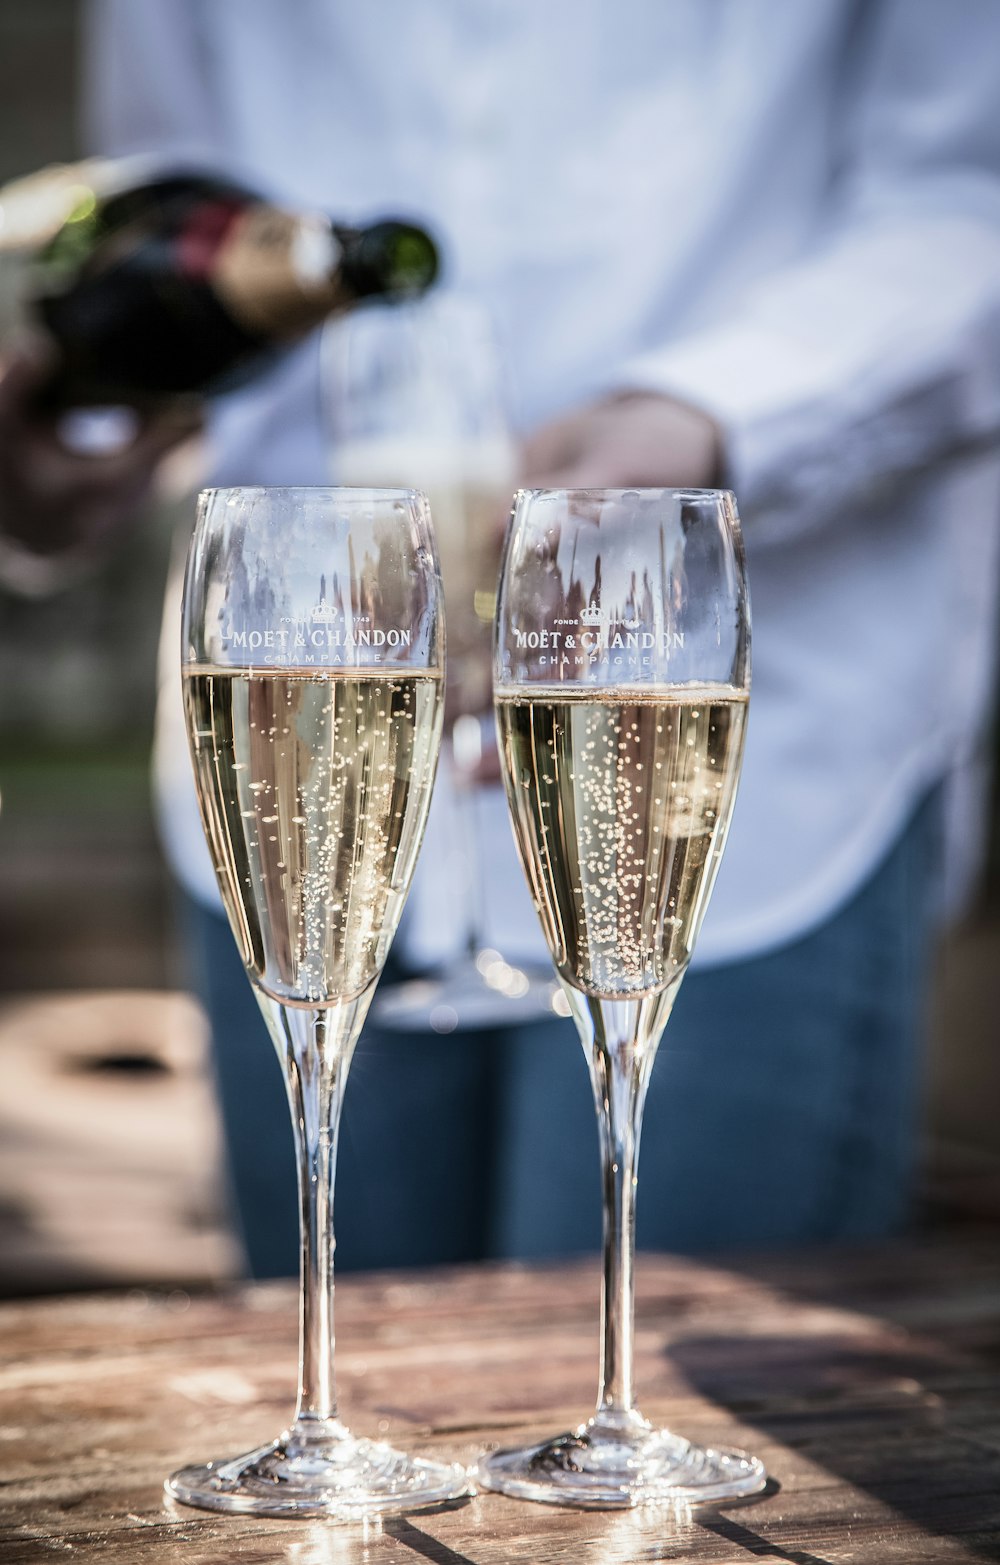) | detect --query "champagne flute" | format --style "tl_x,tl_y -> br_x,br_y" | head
166,486 -> 468,1517
476,487 -> 766,1507
324,297 -> 559,1028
